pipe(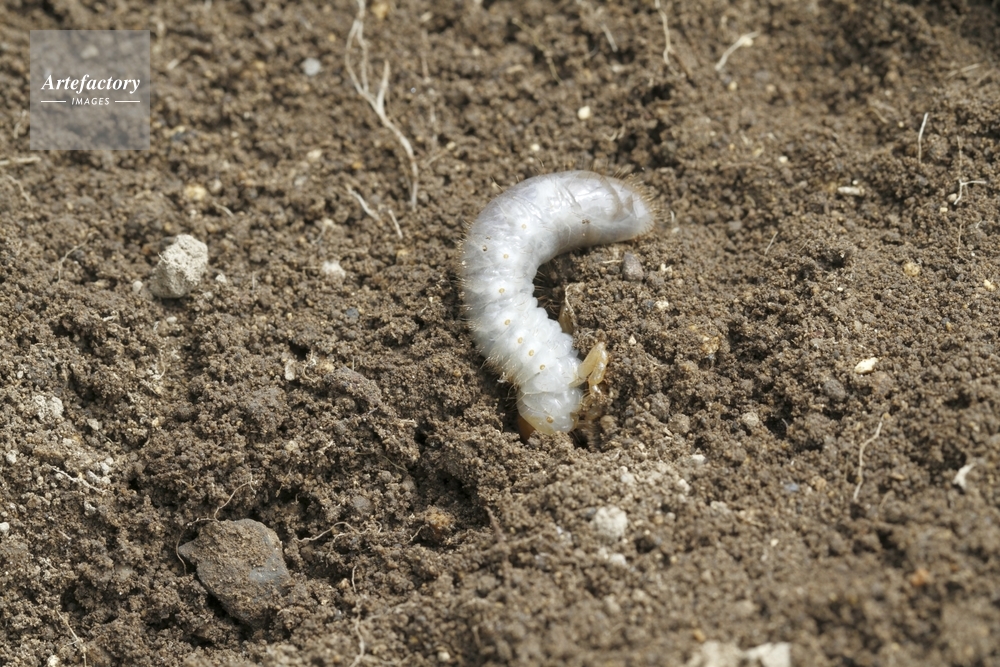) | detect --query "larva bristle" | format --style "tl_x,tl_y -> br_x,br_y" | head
609,164 -> 635,180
